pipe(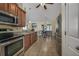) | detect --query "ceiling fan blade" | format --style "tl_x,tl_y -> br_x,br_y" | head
46,3 -> 54,4
36,4 -> 40,8
44,5 -> 47,10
